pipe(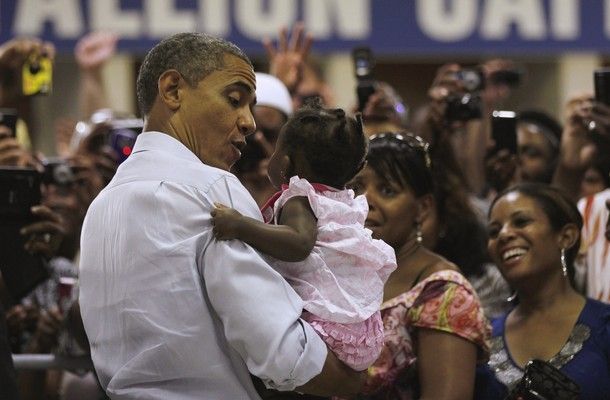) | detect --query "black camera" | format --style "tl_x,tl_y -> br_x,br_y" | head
0,167 -> 49,303
0,108 -> 18,137
352,47 -> 376,112
445,68 -> 485,122
41,158 -> 75,186
108,119 -> 143,164
594,68 -> 610,106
